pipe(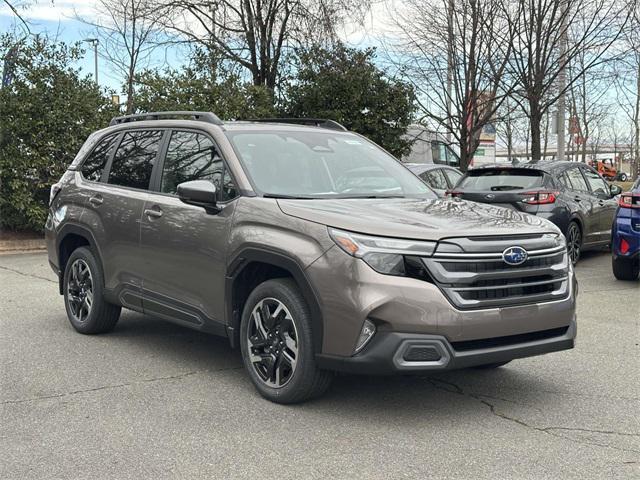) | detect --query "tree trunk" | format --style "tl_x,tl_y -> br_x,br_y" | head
530,102 -> 542,162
